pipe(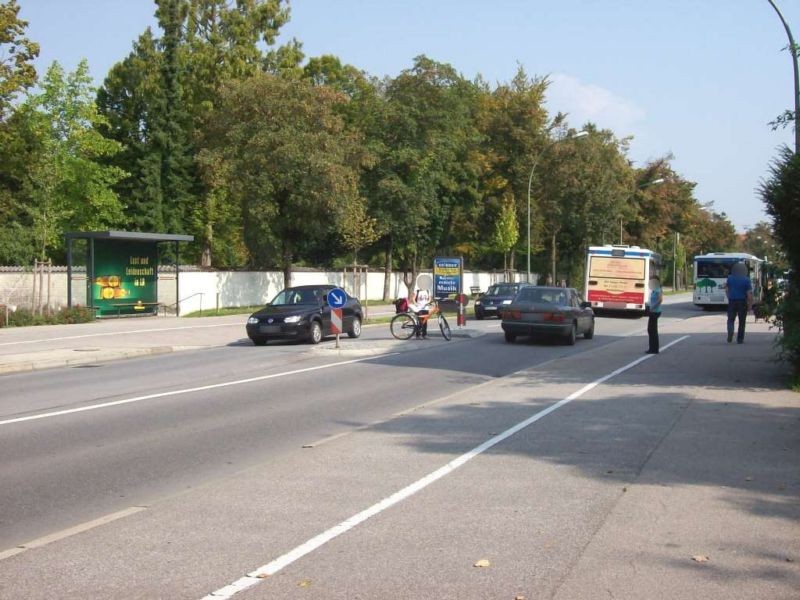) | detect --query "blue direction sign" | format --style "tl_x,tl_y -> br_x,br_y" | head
327,287 -> 347,309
